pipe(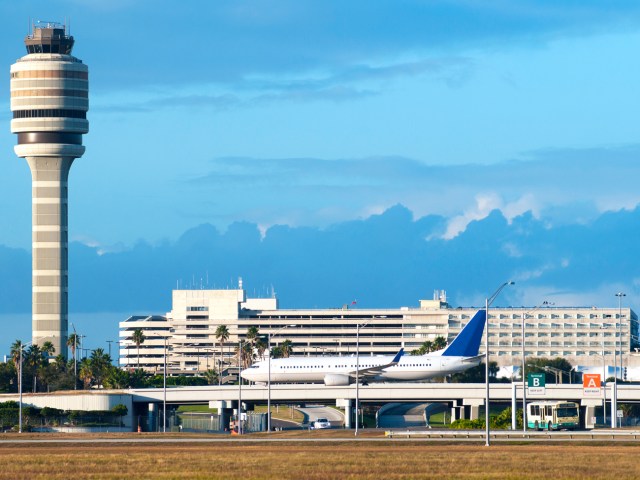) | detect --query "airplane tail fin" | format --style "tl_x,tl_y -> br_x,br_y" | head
441,309 -> 487,357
